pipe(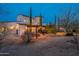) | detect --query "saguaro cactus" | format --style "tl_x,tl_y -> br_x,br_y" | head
40,13 -> 42,26
54,16 -> 57,34
58,17 -> 60,32
29,8 -> 32,32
